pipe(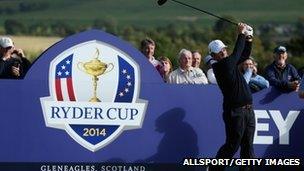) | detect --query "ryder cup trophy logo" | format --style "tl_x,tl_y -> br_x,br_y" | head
40,40 -> 148,152
78,49 -> 114,102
